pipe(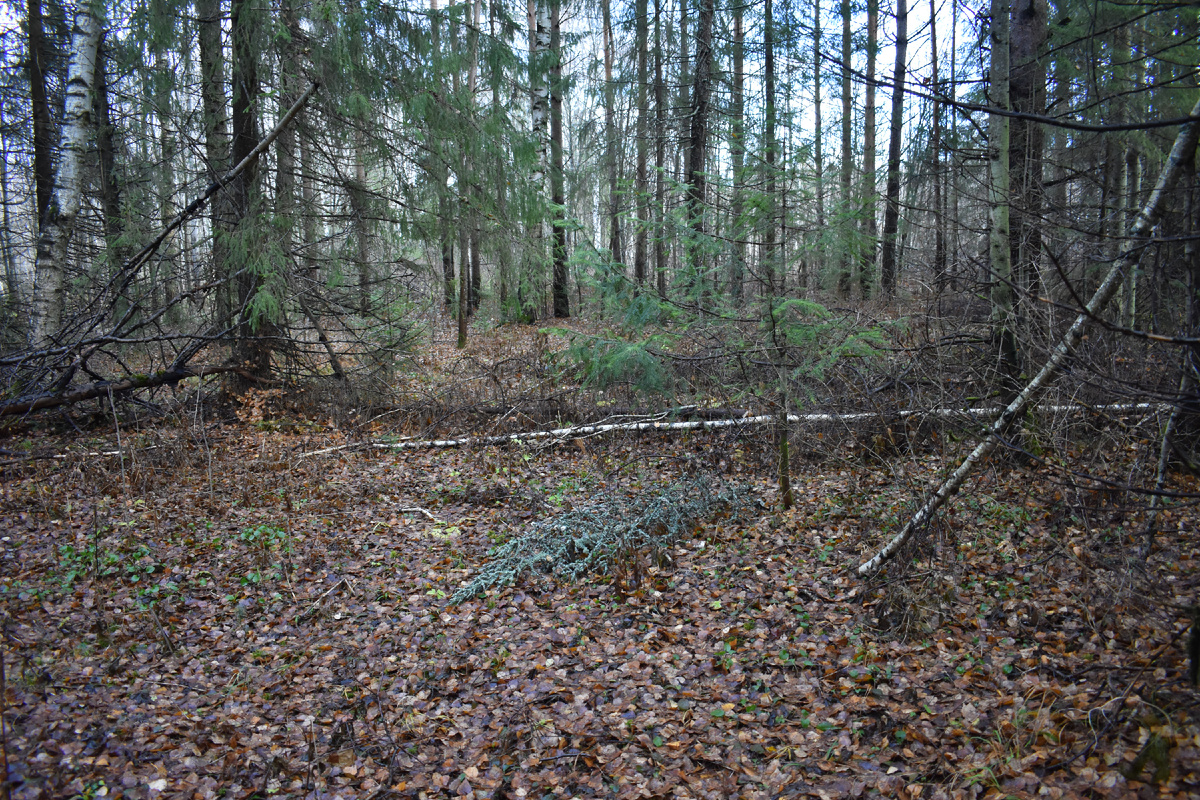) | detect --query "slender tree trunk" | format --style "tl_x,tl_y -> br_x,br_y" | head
674,0 -> 689,280
526,0 -> 550,319
352,134 -> 372,316
1123,147 -> 1142,326
1,134 -> 20,309
860,0 -> 878,297
930,0 -> 945,291
602,0 -> 621,269
730,5 -> 745,303
550,0 -> 569,317
685,0 -> 715,294
491,0 -> 512,316
31,6 -> 103,346
653,0 -> 667,298
838,0 -> 853,295
878,0 -> 907,296
155,48 -> 178,311
859,97 -> 1200,577
276,0 -> 299,262
466,0 -> 484,313
96,39 -> 124,258
457,192 -> 469,348
764,0 -> 778,295
634,0 -> 650,286
812,0 -> 825,237
430,0 -> 455,309
1009,0 -> 1047,318
28,0 -> 54,227
197,0 -> 230,316
987,0 -> 1018,395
